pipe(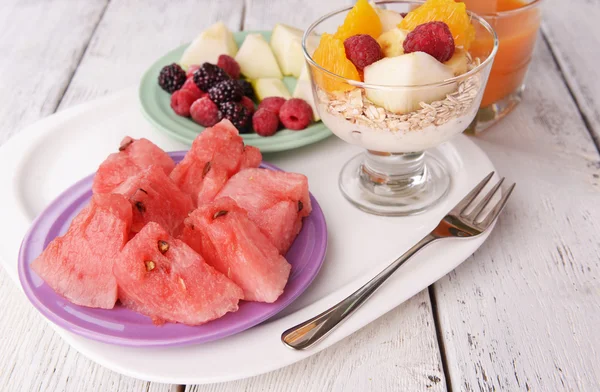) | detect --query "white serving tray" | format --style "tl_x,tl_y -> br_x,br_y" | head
0,88 -> 495,384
